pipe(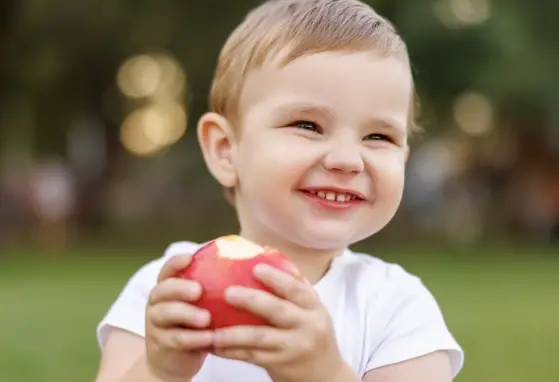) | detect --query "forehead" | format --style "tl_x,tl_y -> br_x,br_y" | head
238,51 -> 412,132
